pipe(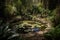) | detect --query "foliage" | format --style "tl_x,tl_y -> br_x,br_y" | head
0,19 -> 24,40
46,8 -> 60,39
32,4 -> 51,18
40,25 -> 47,31
44,27 -> 60,40
1,0 -> 60,40
50,7 -> 60,27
